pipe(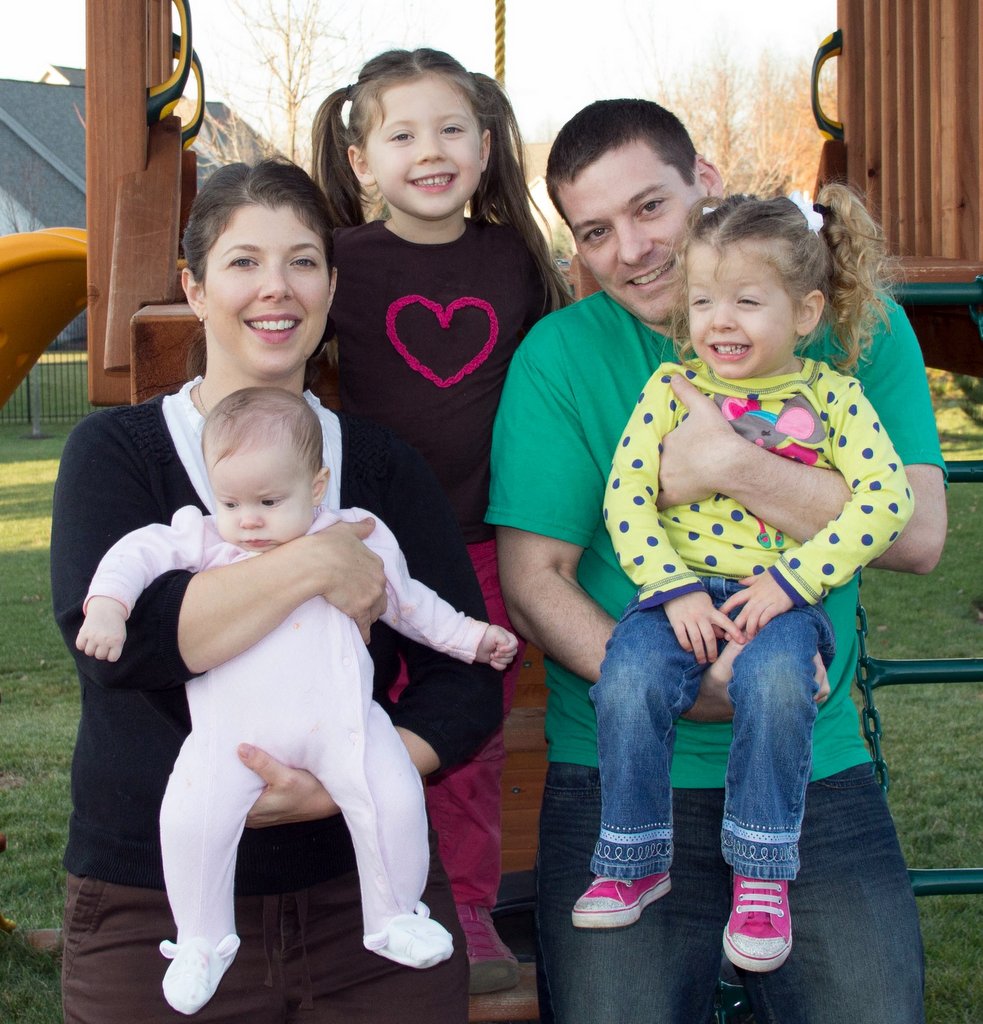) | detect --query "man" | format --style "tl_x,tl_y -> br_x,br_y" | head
487,100 -> 945,1023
